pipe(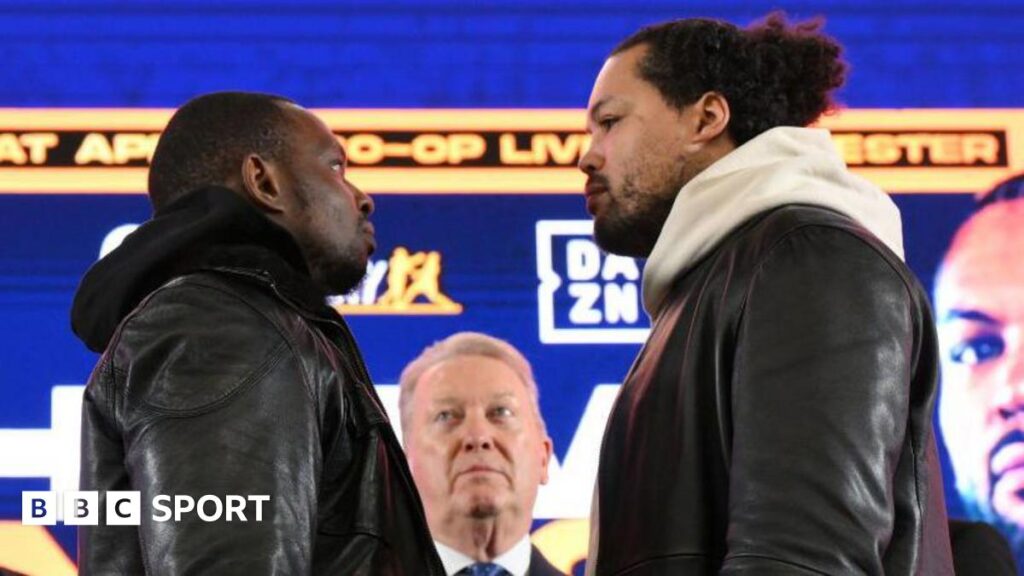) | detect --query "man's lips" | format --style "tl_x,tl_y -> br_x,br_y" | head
455,464 -> 504,479
362,222 -> 376,253
993,441 -> 1024,478
584,179 -> 609,216
584,182 -> 608,199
